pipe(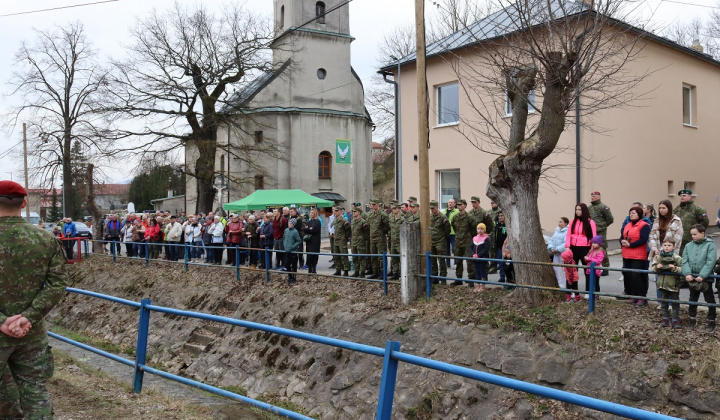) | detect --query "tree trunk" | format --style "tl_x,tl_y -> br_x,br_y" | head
85,164 -> 104,254
487,150 -> 560,305
194,136 -> 217,214
63,135 -> 74,219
